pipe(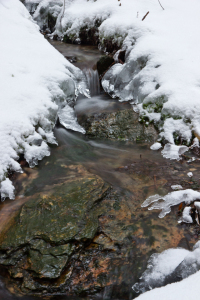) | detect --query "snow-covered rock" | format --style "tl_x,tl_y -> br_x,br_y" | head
133,248 -> 189,294
135,270 -> 200,300
33,0 -> 63,30
0,0 -> 87,199
134,240 -> 200,298
23,0 -> 42,15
